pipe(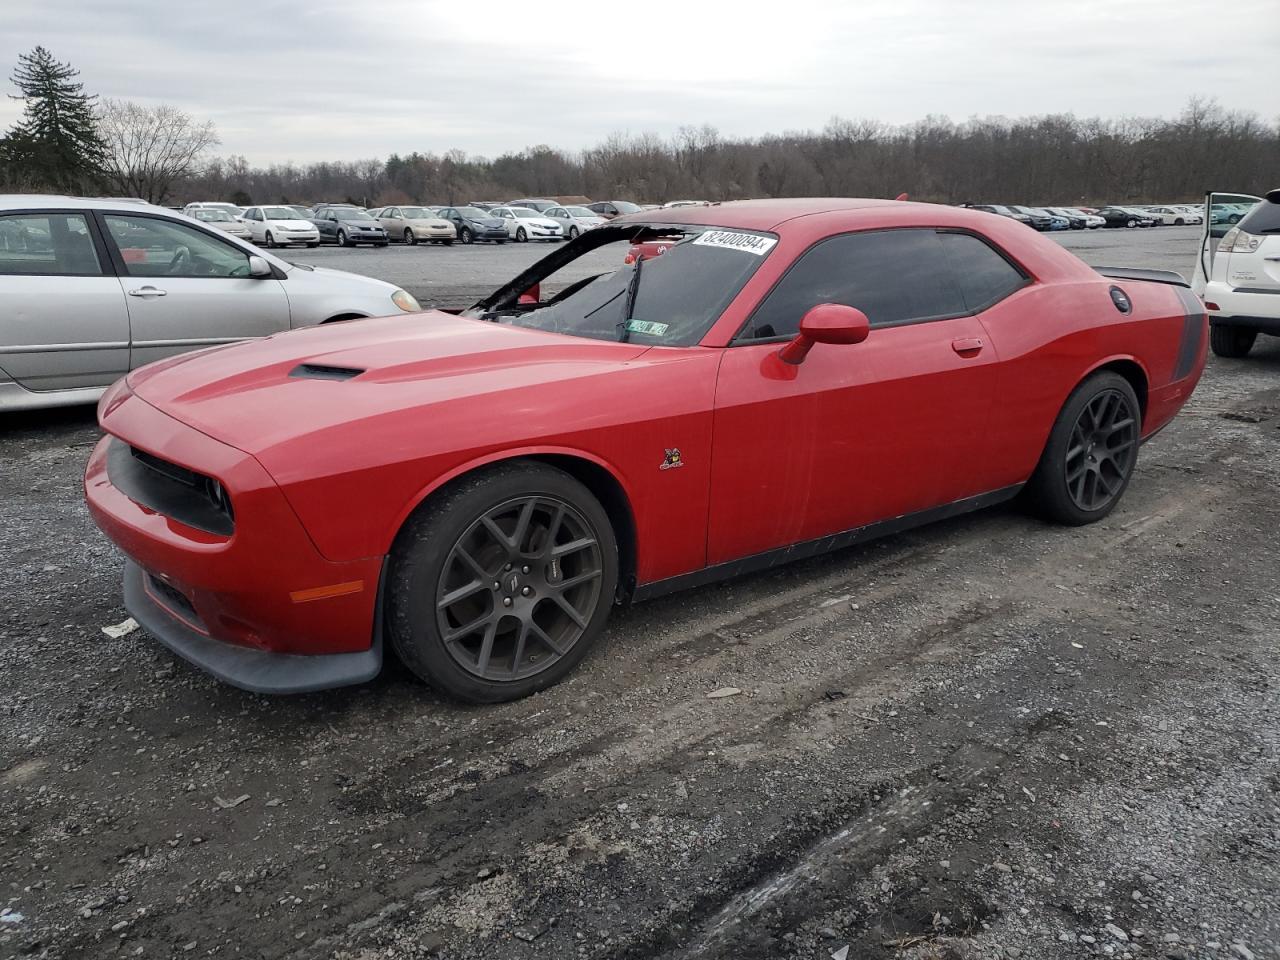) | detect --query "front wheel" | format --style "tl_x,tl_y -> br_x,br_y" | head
404,229 -> 416,245
1125,218 -> 1136,228
337,229 -> 350,247
1174,218 -> 1185,225
1025,372 -> 1140,526
387,462 -> 619,703
515,227 -> 527,242
1210,325 -> 1257,358
264,231 -> 275,248
306,241 -> 319,248
569,226 -> 579,239
459,227 -> 473,245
